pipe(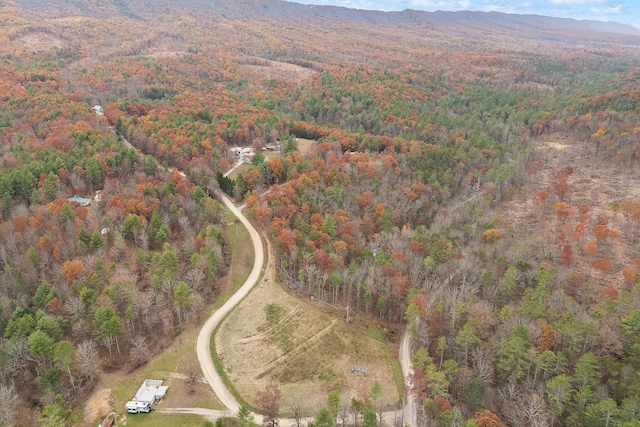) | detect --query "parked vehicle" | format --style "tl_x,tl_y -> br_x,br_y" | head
126,401 -> 152,414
